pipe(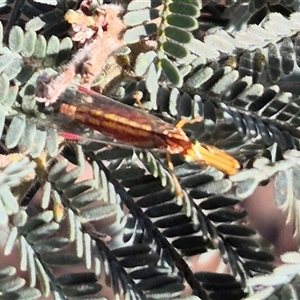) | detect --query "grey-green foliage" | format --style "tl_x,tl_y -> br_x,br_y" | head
0,22 -> 72,158
1,0 -> 300,299
124,0 -> 201,101
245,251 -> 300,299
0,265 -> 42,300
